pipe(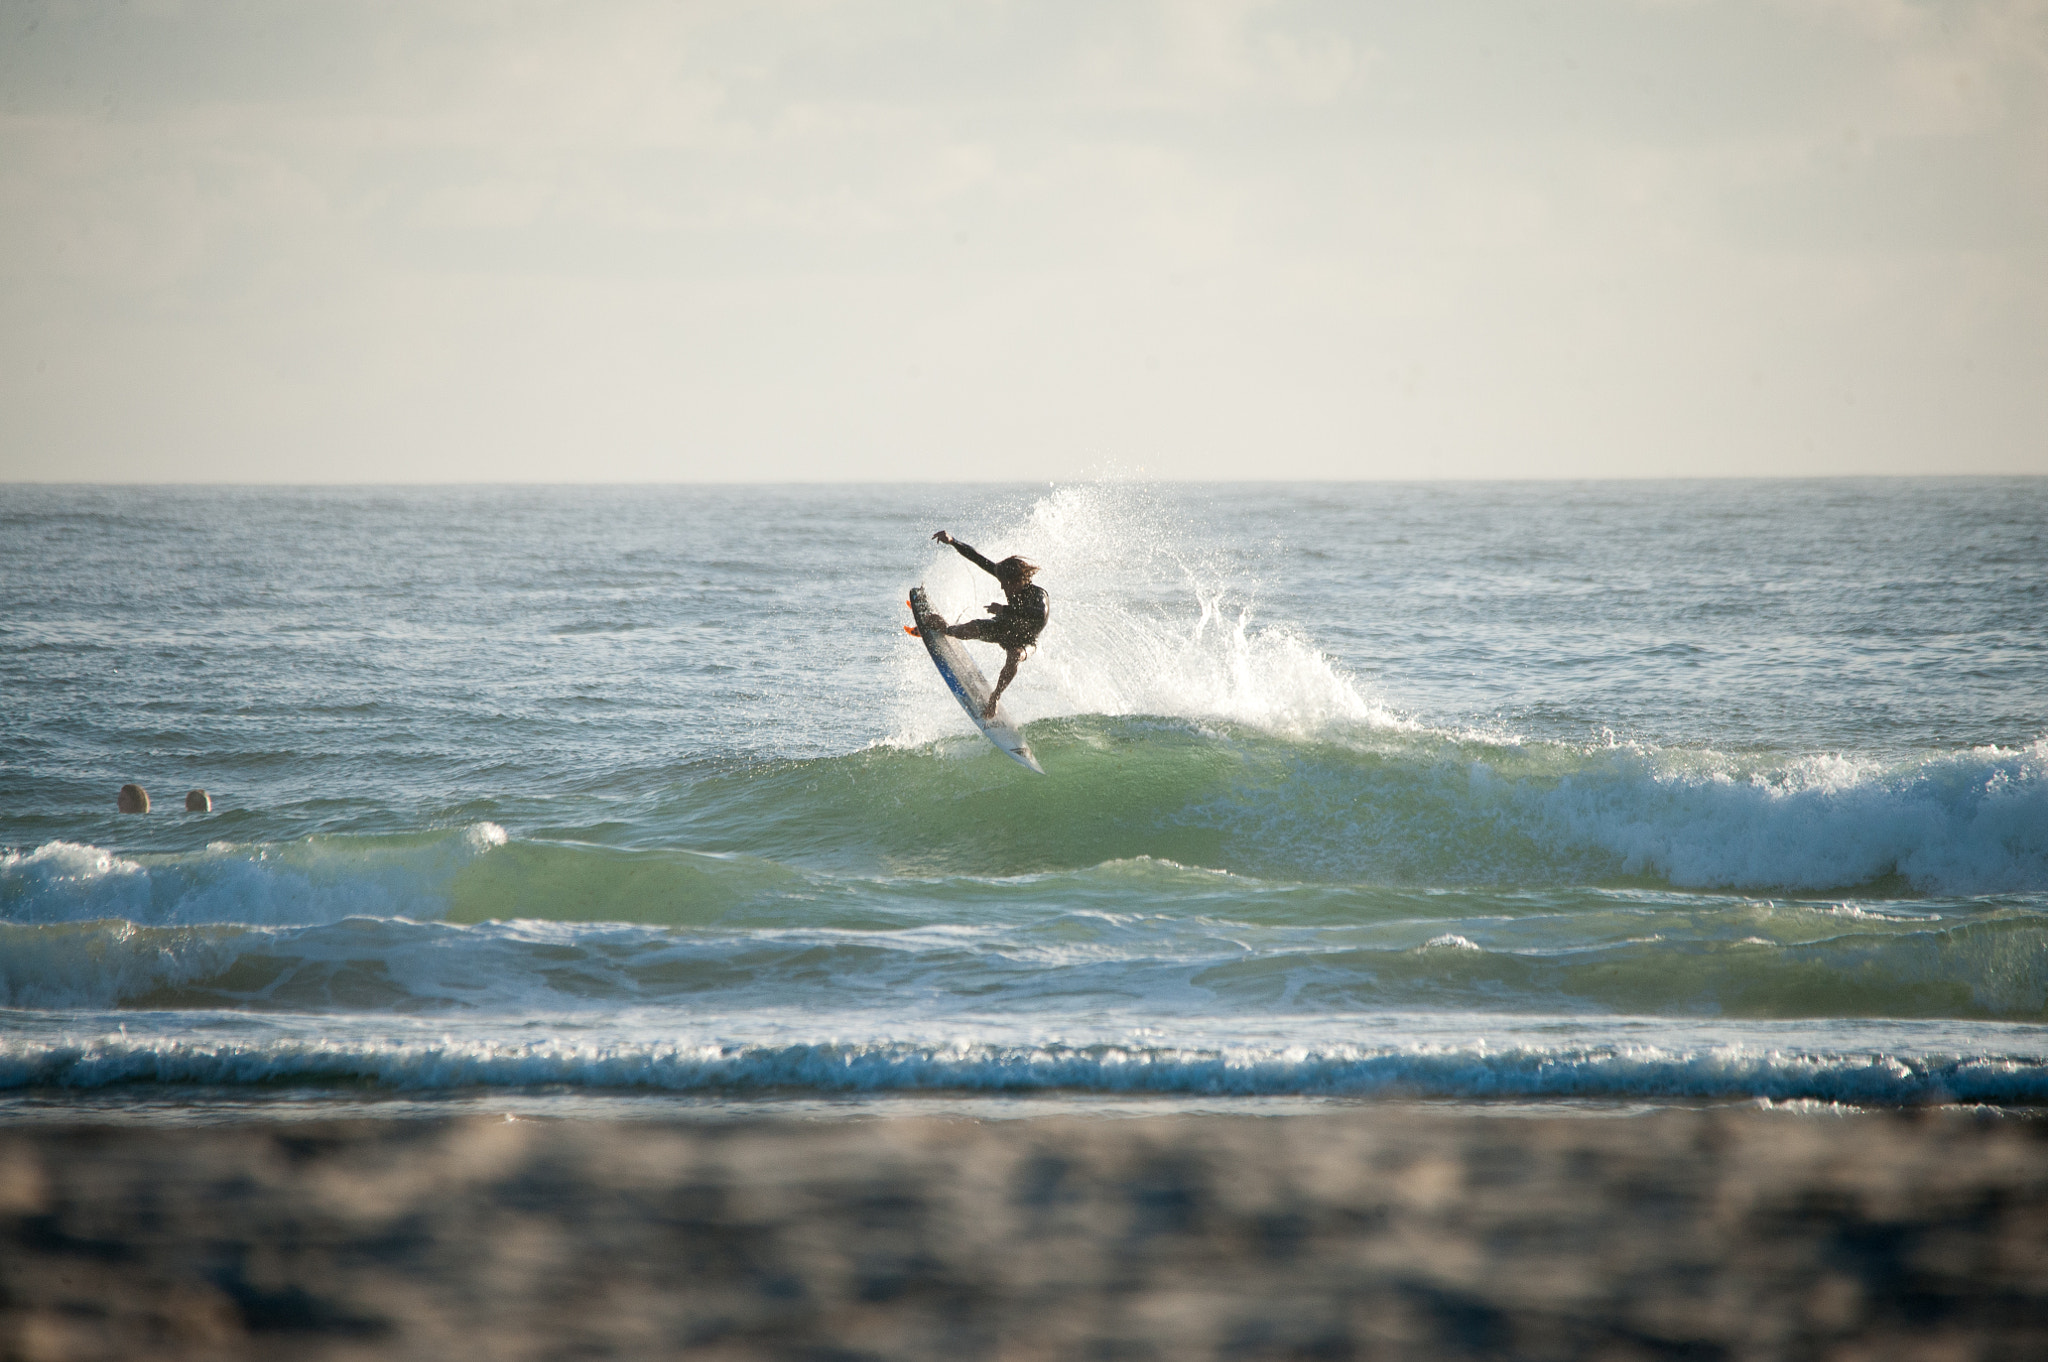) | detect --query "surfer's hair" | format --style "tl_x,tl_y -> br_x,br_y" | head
995,556 -> 1039,582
